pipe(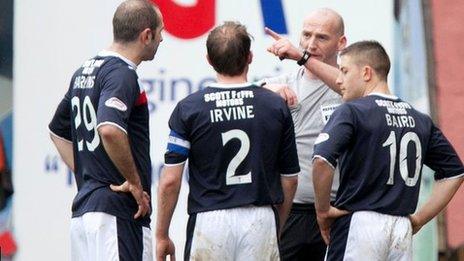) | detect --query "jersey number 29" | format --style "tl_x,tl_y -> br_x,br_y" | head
71,96 -> 100,151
